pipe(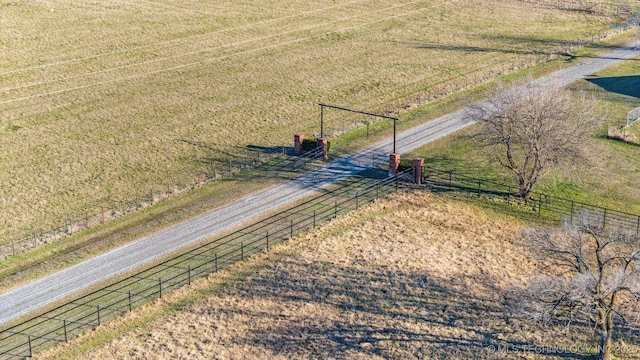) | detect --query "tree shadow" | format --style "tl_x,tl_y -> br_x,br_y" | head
212,259 -> 596,359
246,144 -> 290,155
421,154 -> 470,172
178,139 -> 304,180
401,34 -> 638,62
357,167 -> 388,180
585,75 -> 640,99
179,139 -> 290,158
